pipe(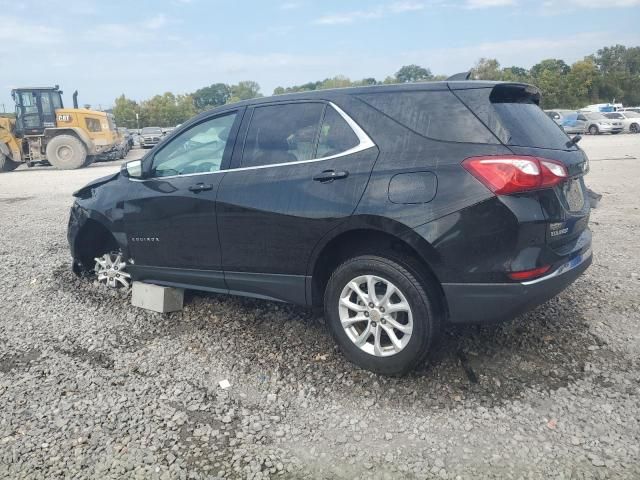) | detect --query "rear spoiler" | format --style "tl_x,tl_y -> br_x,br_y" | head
490,83 -> 541,105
